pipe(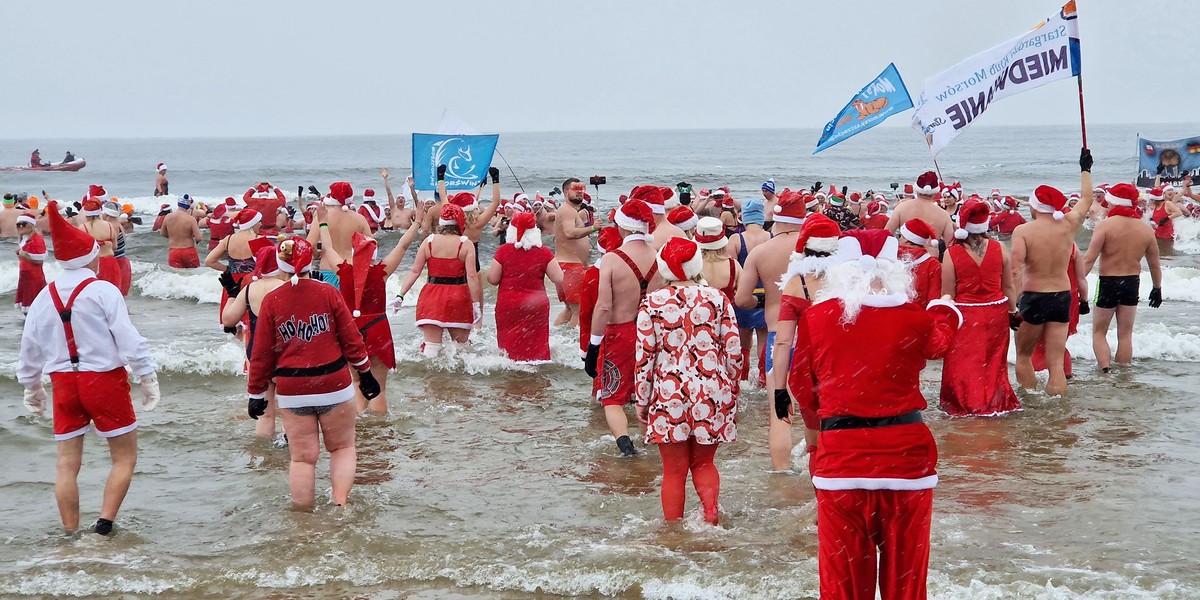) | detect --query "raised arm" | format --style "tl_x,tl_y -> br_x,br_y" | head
380,205 -> 427,275
381,168 -> 396,207
1068,149 -> 1096,230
